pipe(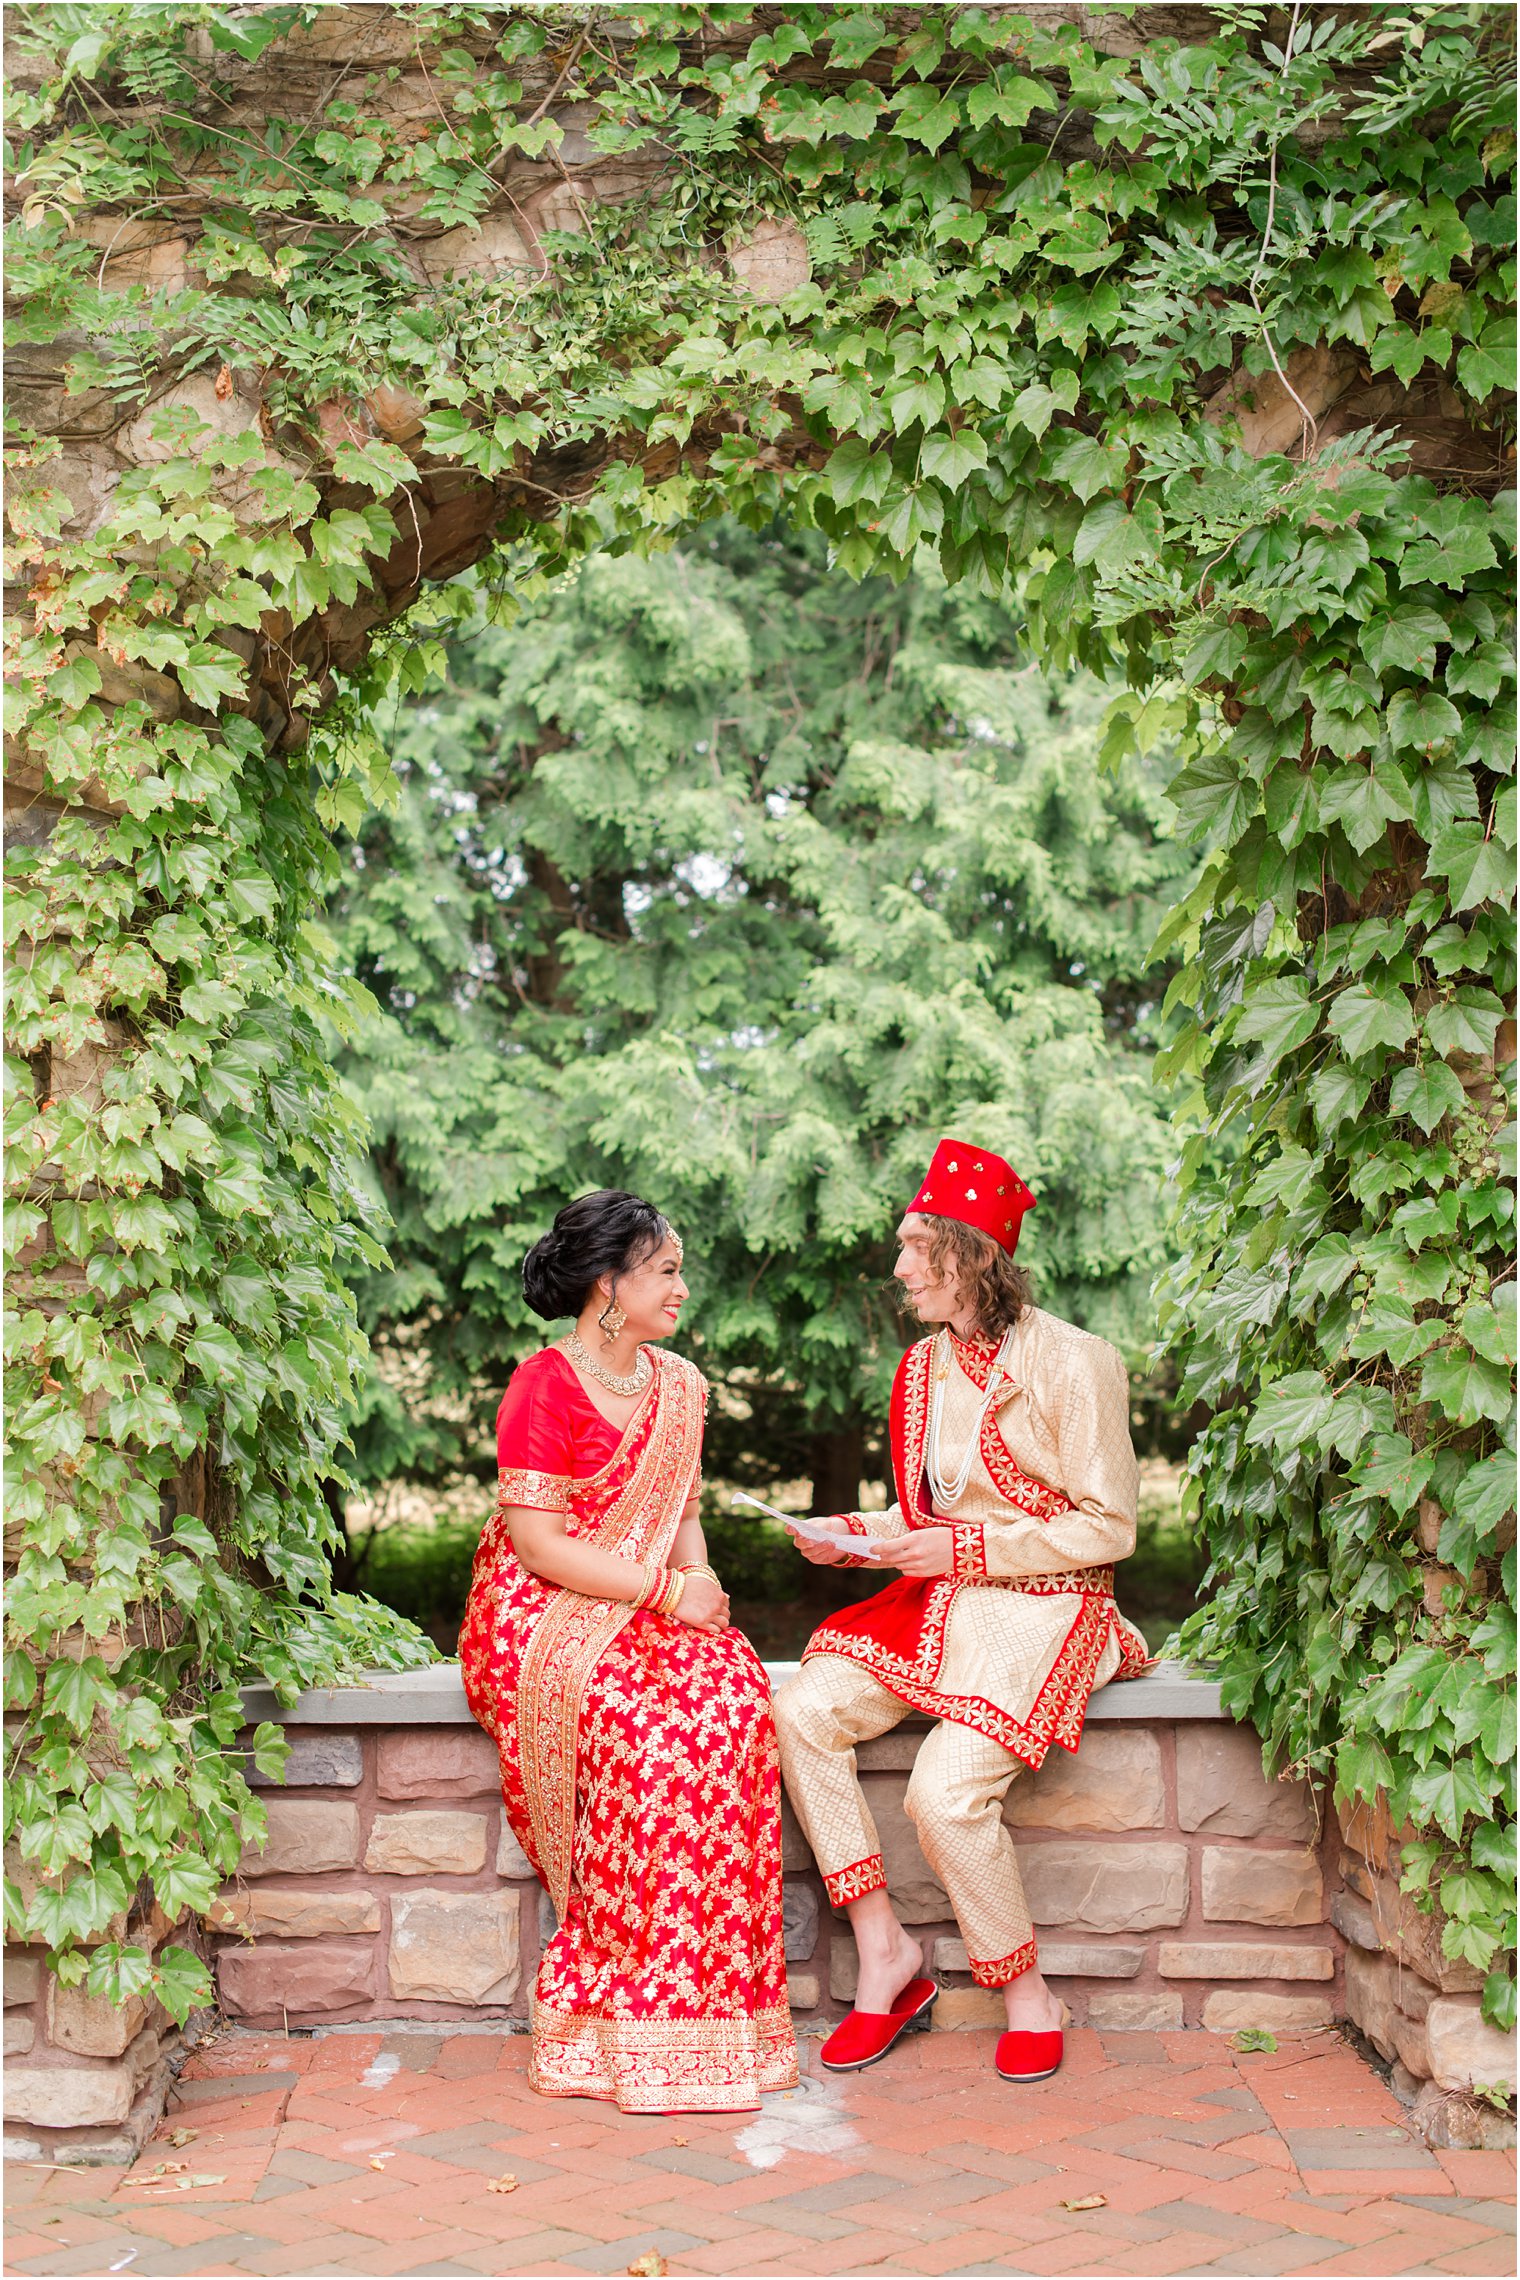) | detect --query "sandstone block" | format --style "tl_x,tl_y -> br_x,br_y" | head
930,1933 -> 1144,1980
1042,1942 -> 1146,1979
1202,1991 -> 1334,2033
1020,1841 -> 1189,1934
1395,1972 -> 1434,2023
1425,1998 -> 1517,2098
830,1945 -> 858,2004
1412,2078 -> 1519,2150
1089,1990 -> 1184,2031
1176,1727 -> 1317,1839
1159,1941 -> 1333,1981
1007,1730 -> 1165,1833
783,1882 -> 819,1962
1345,1945 -> 1400,2060
246,1732 -> 363,1789
217,1939 -> 378,2020
4,1956 -> 39,2006
388,1888 -> 520,2006
1338,1850 -> 1372,1902
417,215 -> 536,286
1203,1847 -> 1323,1928
211,1887 -> 382,1939
539,1888 -> 559,1944
5,2015 -> 35,2055
729,218 -> 812,303
856,1731 -> 928,1772
1367,1868 -> 1485,1994
930,1986 -> 1005,2031
239,1800 -> 359,1877
119,375 -> 259,468
1330,1888 -> 1380,1950
5,2058 -> 135,2128
1337,1792 -> 1404,1872
1393,2009 -> 1430,2080
864,1774 -> 949,1921
787,1974 -> 820,2011
496,1822 -> 535,1880
779,1795 -> 813,1872
46,1980 -> 148,2058
375,1727 -> 500,1802
364,1810 -> 487,1877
